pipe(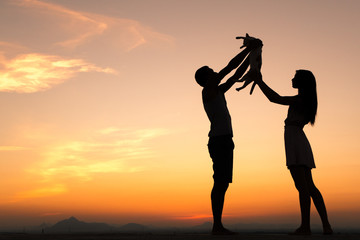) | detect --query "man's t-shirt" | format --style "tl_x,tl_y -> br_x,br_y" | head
203,91 -> 233,137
